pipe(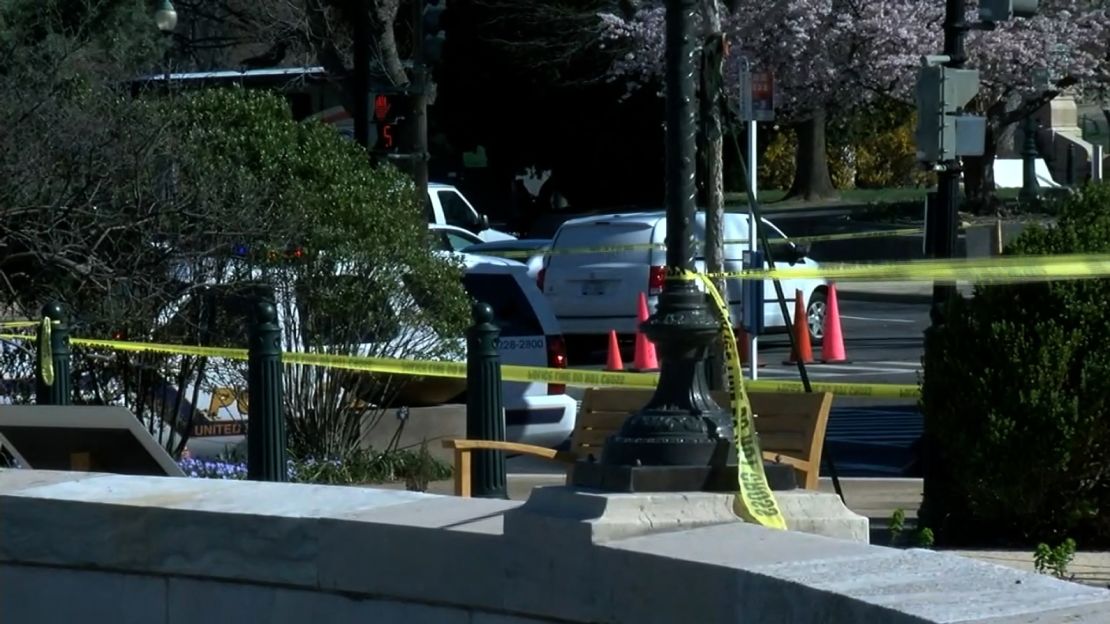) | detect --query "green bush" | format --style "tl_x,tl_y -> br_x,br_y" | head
919,182 -> 1110,547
